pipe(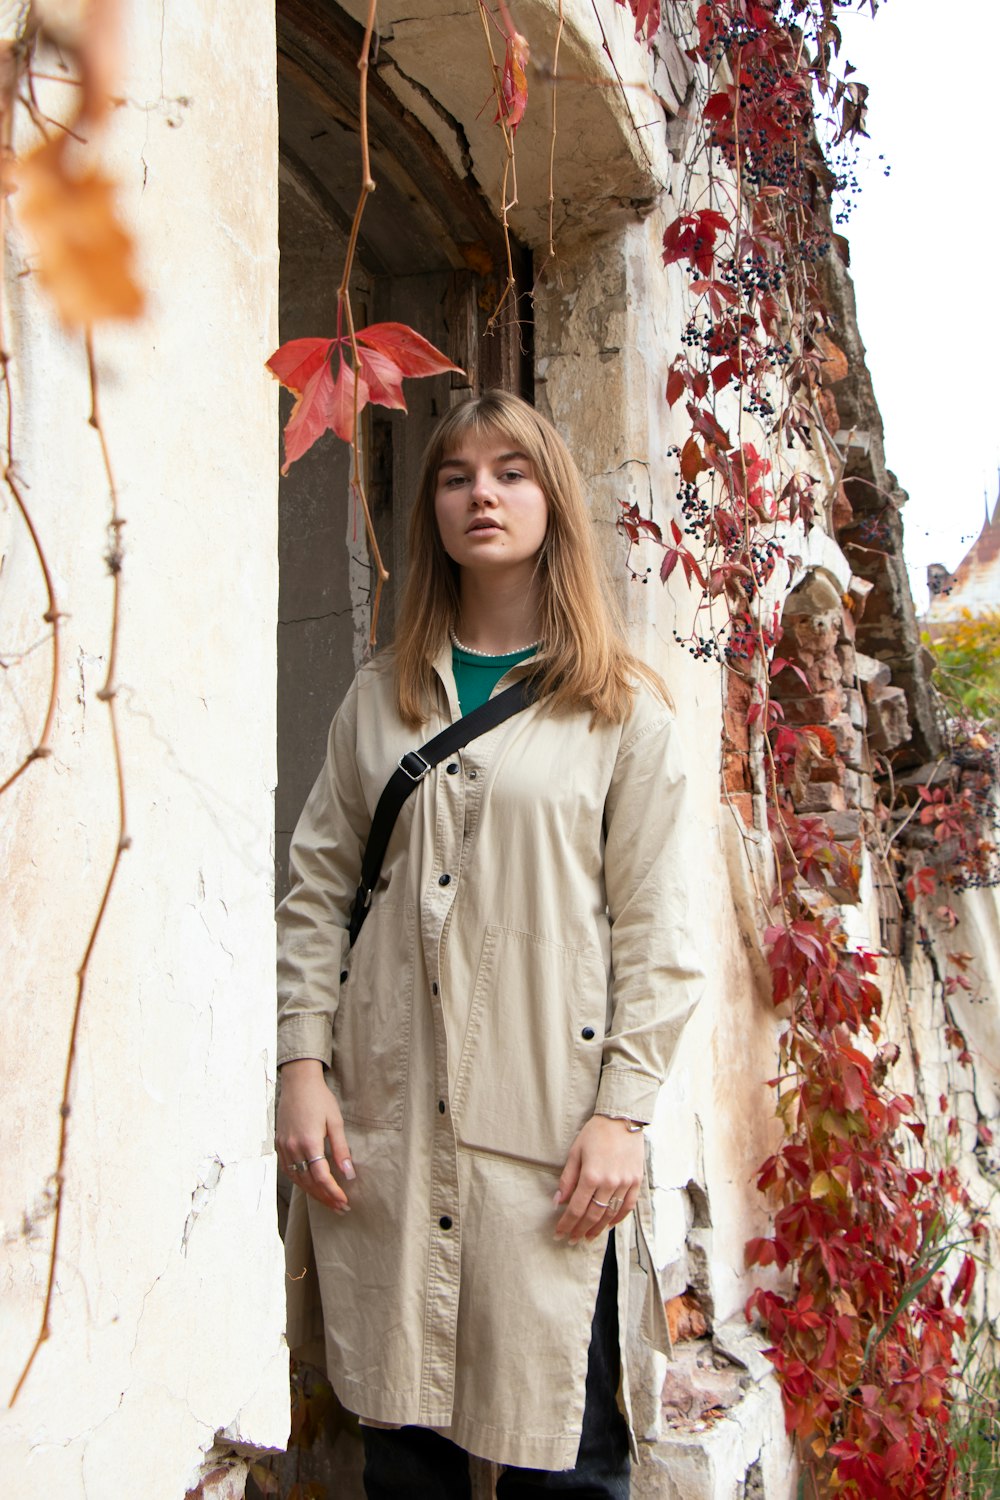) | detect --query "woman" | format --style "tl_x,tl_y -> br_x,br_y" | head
275,391 -> 703,1497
